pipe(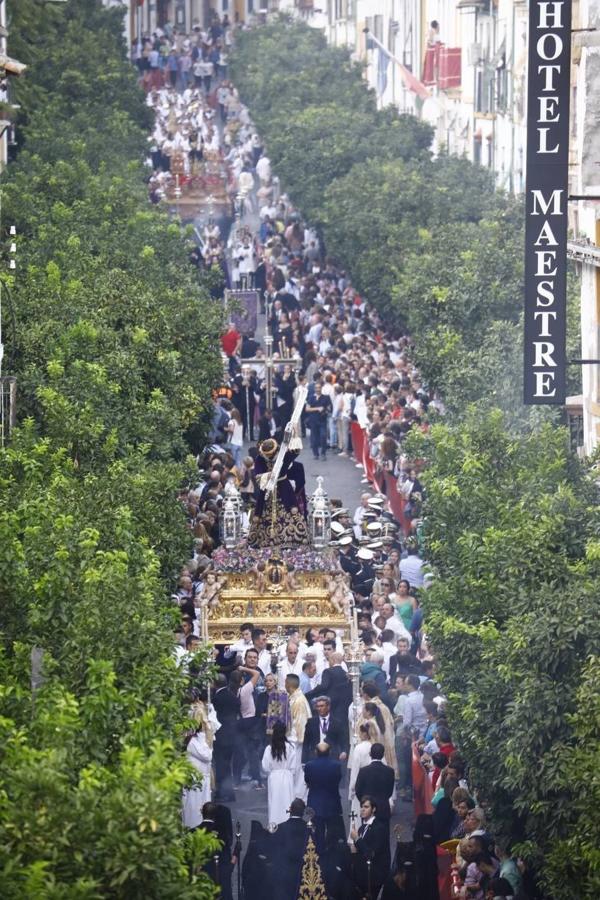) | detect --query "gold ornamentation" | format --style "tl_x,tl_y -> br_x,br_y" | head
297,835 -> 327,900
207,569 -> 350,643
